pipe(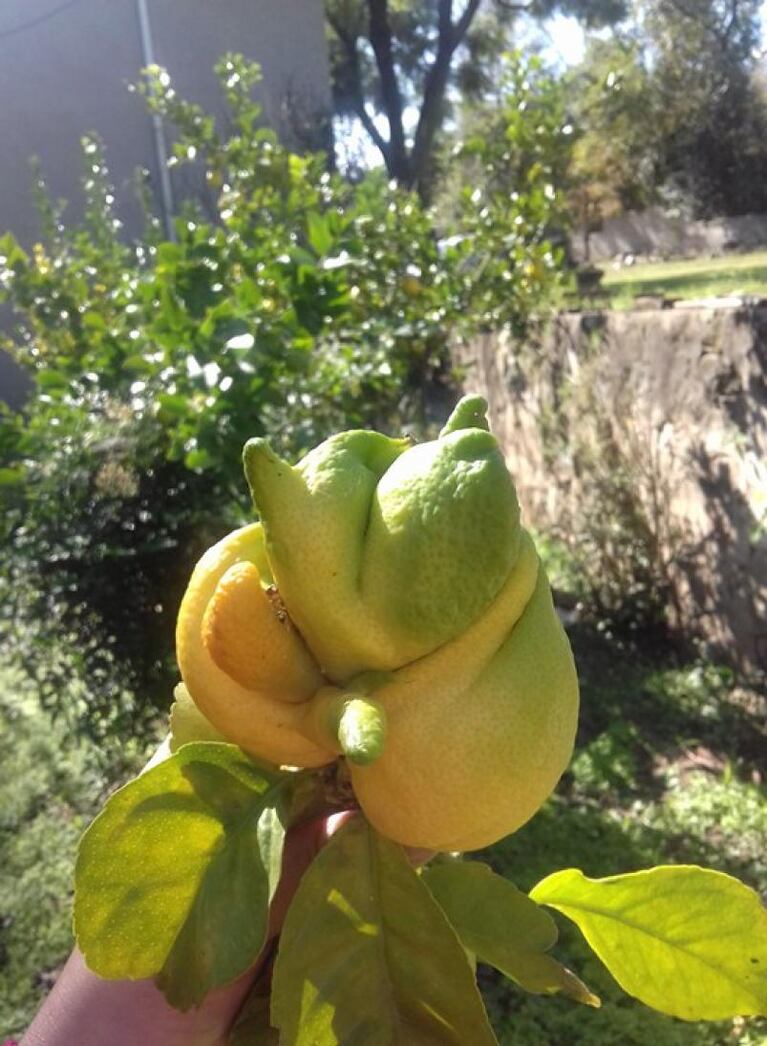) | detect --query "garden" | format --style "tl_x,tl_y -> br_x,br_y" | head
1,6 -> 767,1044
